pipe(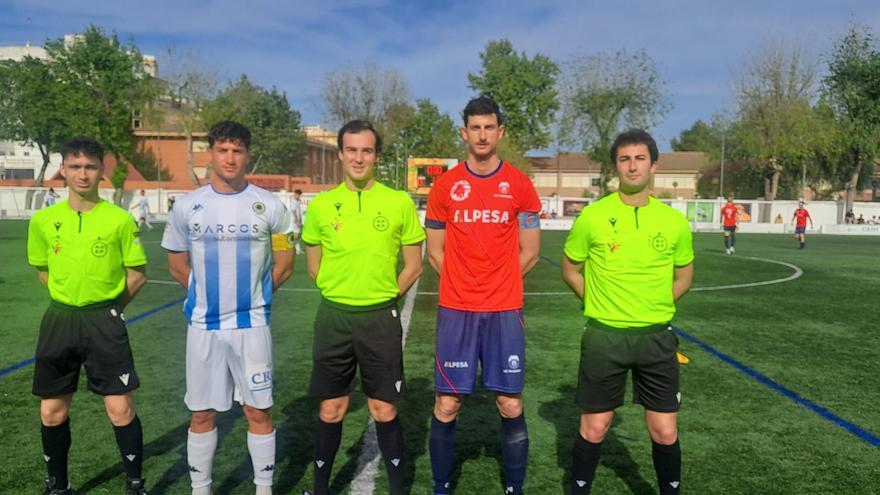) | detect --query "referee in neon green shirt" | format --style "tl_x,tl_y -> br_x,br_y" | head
302,120 -> 425,495
27,138 -> 149,495
562,130 -> 694,495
